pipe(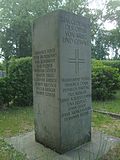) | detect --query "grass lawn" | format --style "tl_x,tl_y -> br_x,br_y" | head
0,106 -> 34,160
92,90 -> 120,159
0,91 -> 120,160
93,90 -> 120,114
92,113 -> 120,137
92,90 -> 120,138
0,106 -> 34,137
